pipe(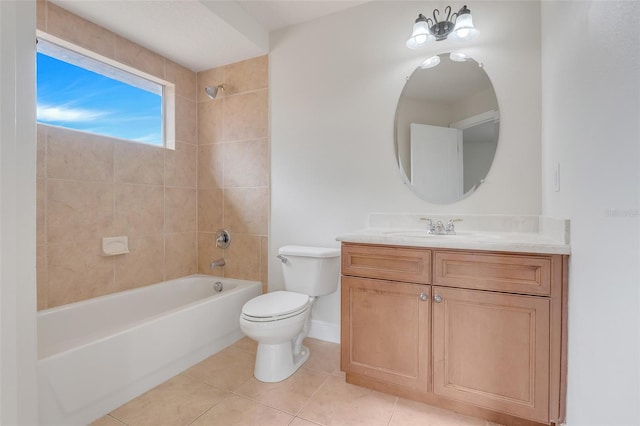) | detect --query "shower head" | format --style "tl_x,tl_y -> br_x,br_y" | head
204,84 -> 225,99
